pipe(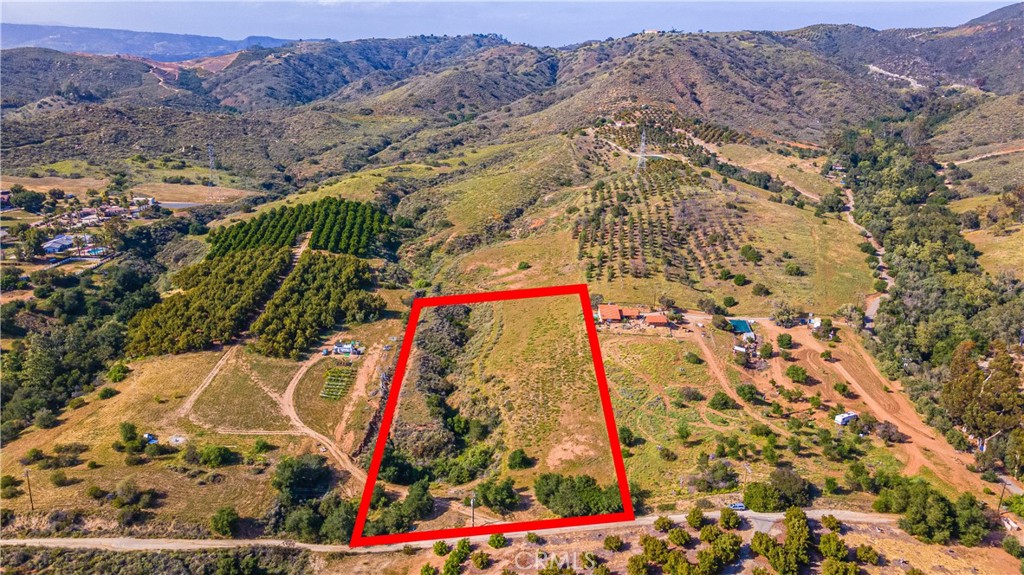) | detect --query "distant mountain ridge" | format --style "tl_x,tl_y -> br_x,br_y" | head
0,23 -> 292,61
1,5 -> 1020,187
